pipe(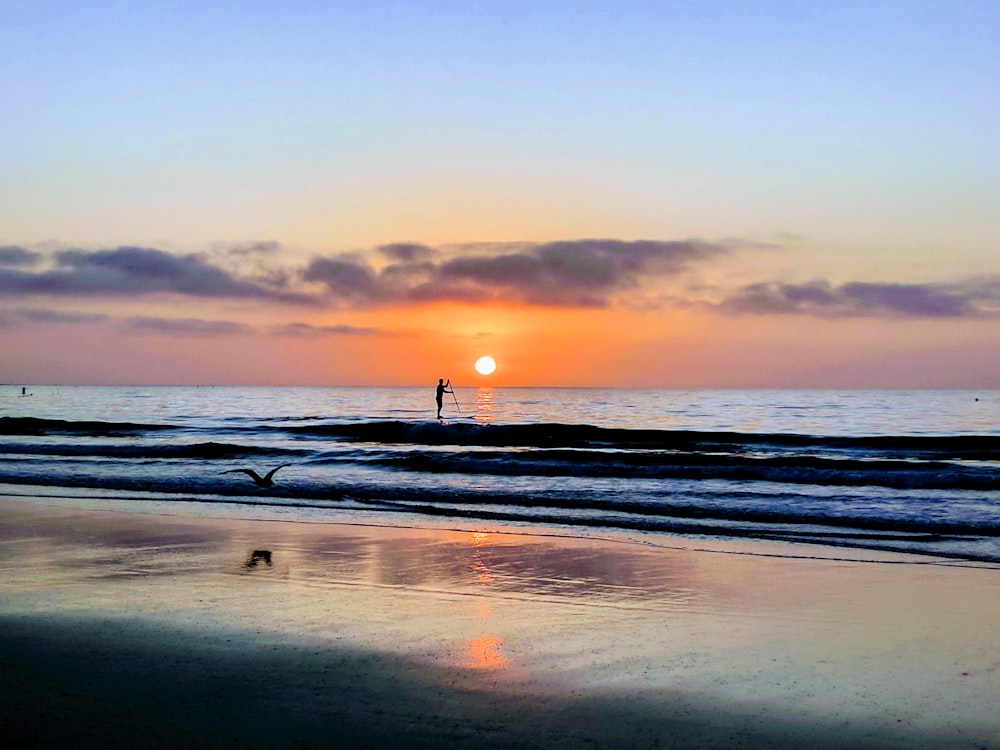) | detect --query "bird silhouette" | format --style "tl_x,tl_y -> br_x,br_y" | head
221,464 -> 288,488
